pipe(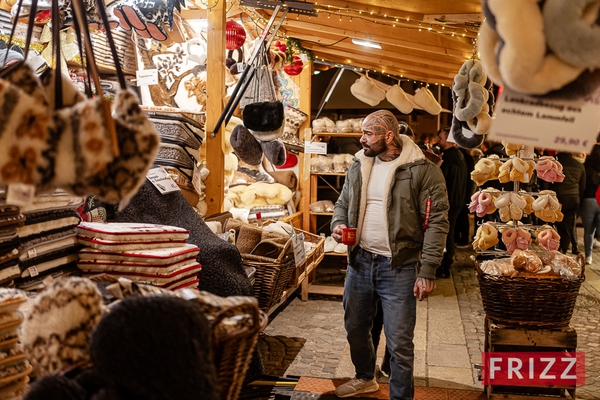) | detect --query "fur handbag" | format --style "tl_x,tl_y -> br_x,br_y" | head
350,72 -> 387,106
